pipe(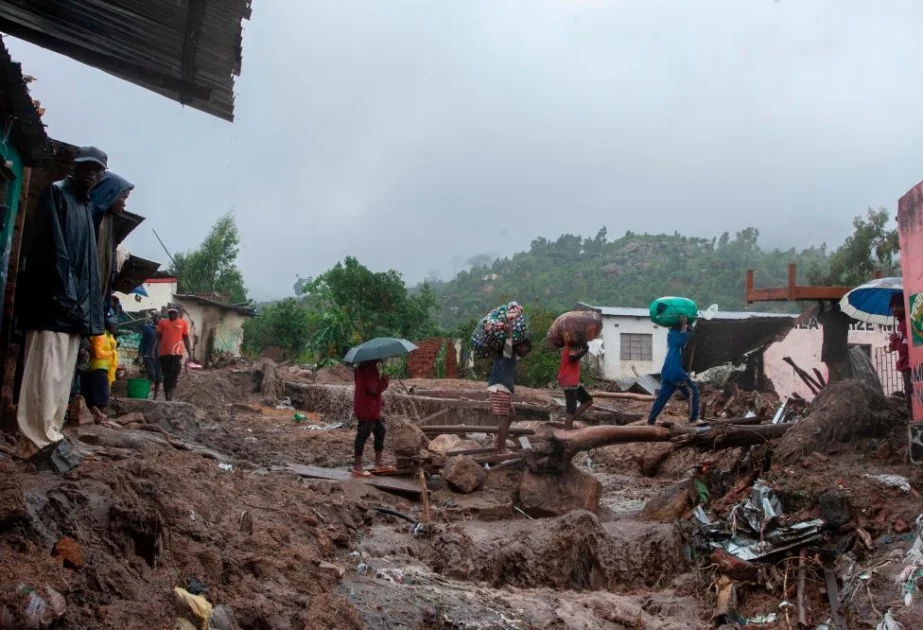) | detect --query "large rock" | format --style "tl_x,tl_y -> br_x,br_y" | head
819,491 -> 853,528
443,455 -> 487,493
641,480 -> 696,523
314,363 -> 353,384
427,434 -> 462,456
385,415 -> 430,457
519,464 -> 602,517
